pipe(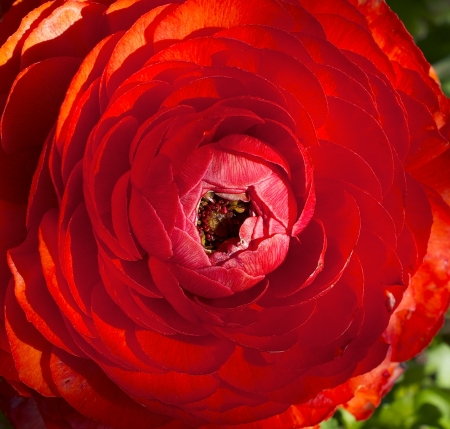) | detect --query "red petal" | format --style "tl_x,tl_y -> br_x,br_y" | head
62,203 -> 101,316
194,400 -> 288,426
49,348 -> 173,428
1,57 -> 81,153
203,146 -> 272,189
129,187 -> 173,260
135,327 -> 234,375
130,288 -> 212,336
111,172 -> 143,259
98,358 -> 220,406
169,227 -> 210,268
0,199 -> 26,292
222,234 -> 290,279
55,32 -> 122,146
251,173 -> 296,229
252,119 -> 311,189
387,190 -> 450,361
149,256 -> 205,325
104,0 -> 184,33
196,265 -> 264,295
404,174 -> 433,263
269,221 -> 326,298
169,264 -> 234,298
310,13 -> 394,80
4,280 -> 59,396
343,355 -> 403,421
102,3 -> 179,99
99,251 -> 160,298
309,62 -> 378,118
317,97 -> 394,196
176,144 -> 213,197
8,227 -> 84,356
217,97 -> 296,136
134,153 -> 178,236
360,63 -> 410,161
26,134 -> 58,229
38,209 -> 97,338
0,0 -> 57,94
292,183 -> 361,303
19,1 -> 106,69
414,148 -> 450,207
0,0 -> 41,47
88,115 -> 136,244
162,76 -> 245,110
90,282 -> 166,373
402,92 -> 449,170
309,139 -> 382,202
217,346 -> 298,393
153,0 -> 295,50
355,0 -> 449,125
99,258 -> 182,334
